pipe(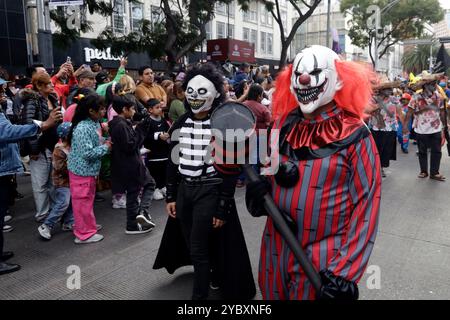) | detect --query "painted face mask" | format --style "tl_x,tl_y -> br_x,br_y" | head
186,75 -> 220,114
290,45 -> 342,115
